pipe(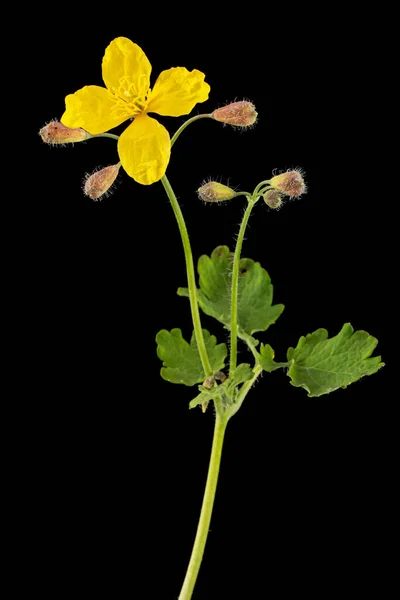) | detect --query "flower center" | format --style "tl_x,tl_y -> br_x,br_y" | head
110,76 -> 150,119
